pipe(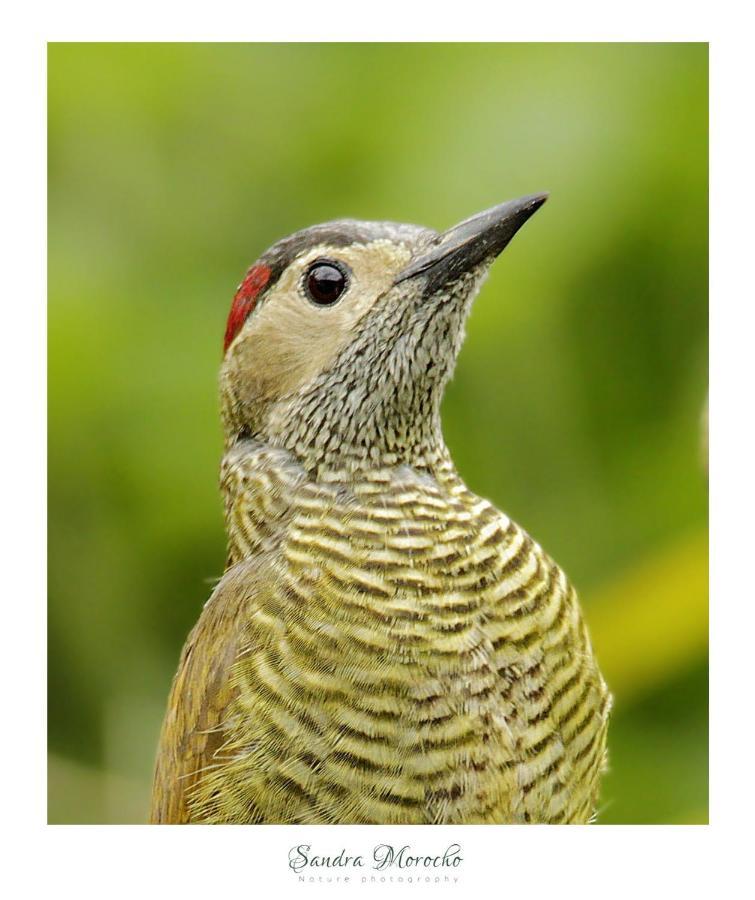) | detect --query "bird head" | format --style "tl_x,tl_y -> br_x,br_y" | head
220,193 -> 547,472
